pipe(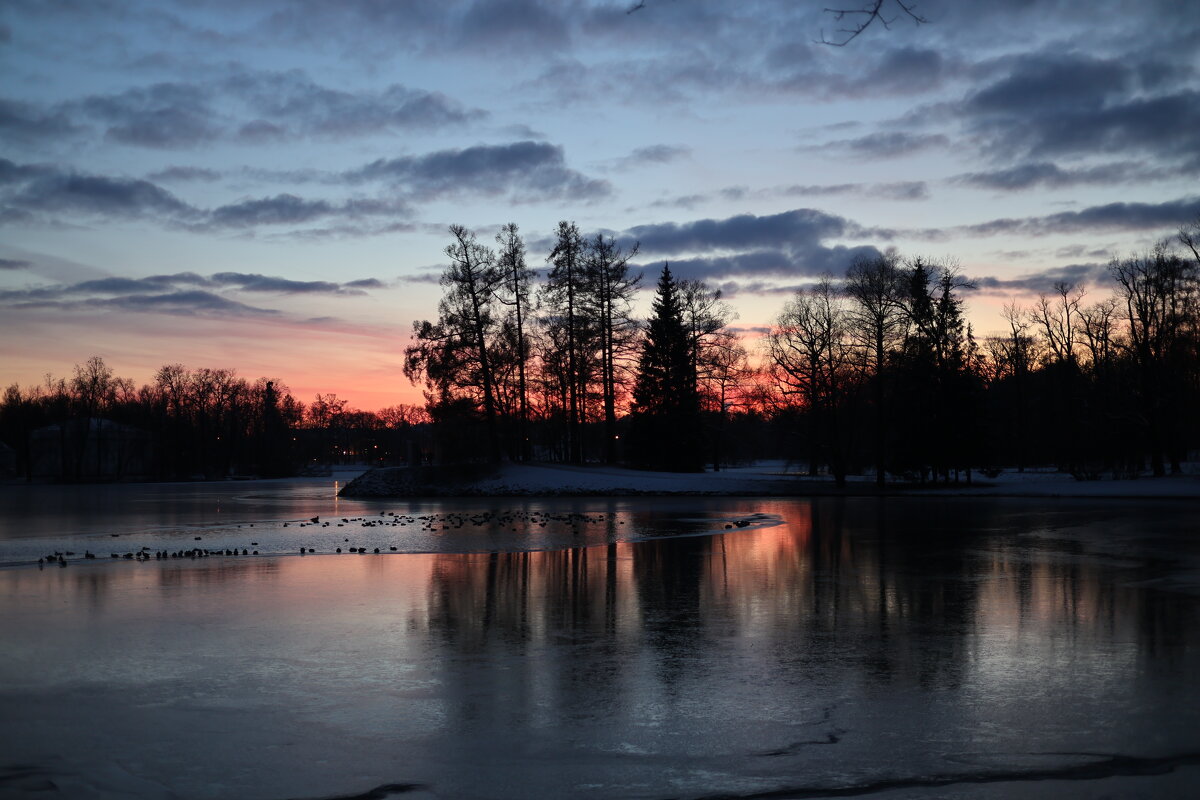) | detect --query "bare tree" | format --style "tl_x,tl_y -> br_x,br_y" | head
1110,242 -> 1196,475
1030,282 -> 1084,367
1076,297 -> 1120,371
768,277 -> 853,483
405,225 -> 504,463
542,221 -> 590,463
586,233 -> 641,464
627,1 -> 929,46
844,252 -> 904,485
495,223 -> 534,460
820,0 -> 928,45
679,279 -> 737,403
